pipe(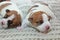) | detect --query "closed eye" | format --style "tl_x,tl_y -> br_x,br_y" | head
36,21 -> 39,23
36,21 -> 43,25
40,20 -> 43,24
